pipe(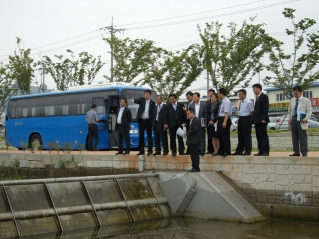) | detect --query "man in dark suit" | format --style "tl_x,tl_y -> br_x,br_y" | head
188,92 -> 207,156
131,89 -> 155,155
152,95 -> 168,156
184,91 -> 194,154
186,108 -> 201,172
164,93 -> 187,156
252,83 -> 270,156
116,98 -> 132,155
